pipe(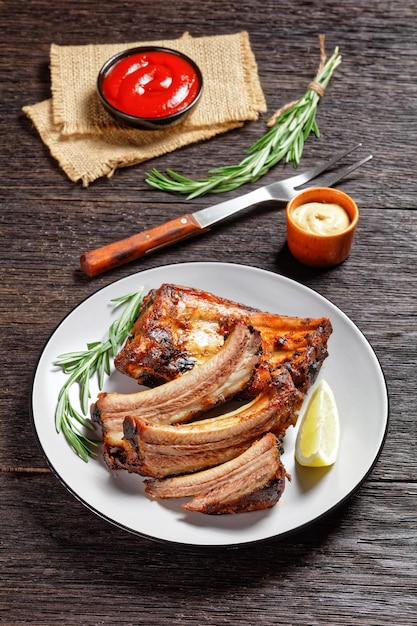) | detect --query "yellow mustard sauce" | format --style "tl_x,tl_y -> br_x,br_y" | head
292,202 -> 351,235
